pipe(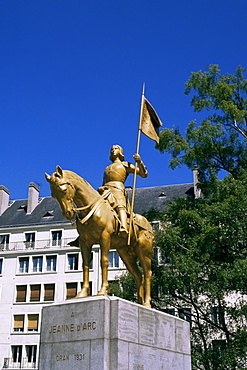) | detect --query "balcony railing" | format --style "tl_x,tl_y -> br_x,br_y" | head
2,357 -> 37,369
0,238 -> 76,252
